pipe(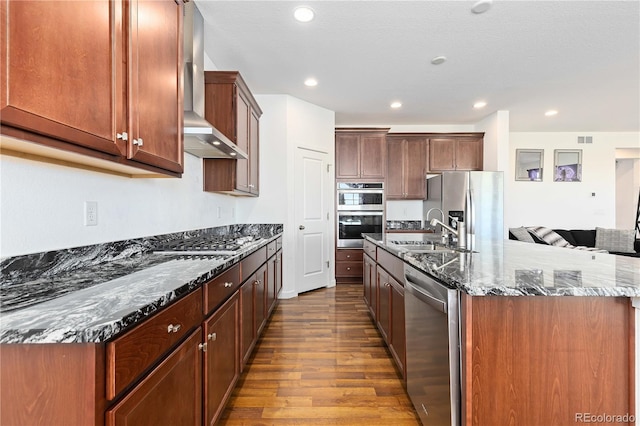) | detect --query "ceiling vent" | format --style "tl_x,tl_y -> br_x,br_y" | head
577,136 -> 593,144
